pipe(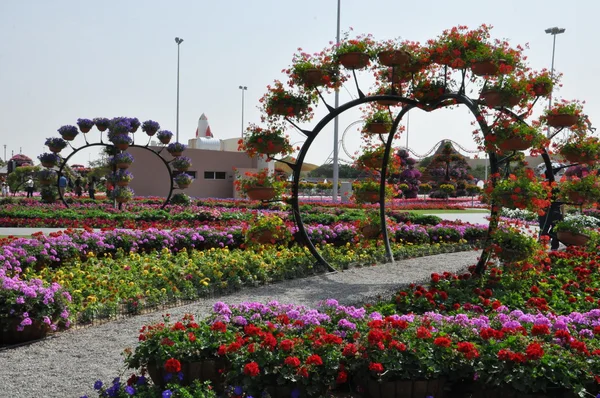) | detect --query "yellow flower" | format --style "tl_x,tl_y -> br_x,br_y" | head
87,252 -> 95,258
87,295 -> 97,303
